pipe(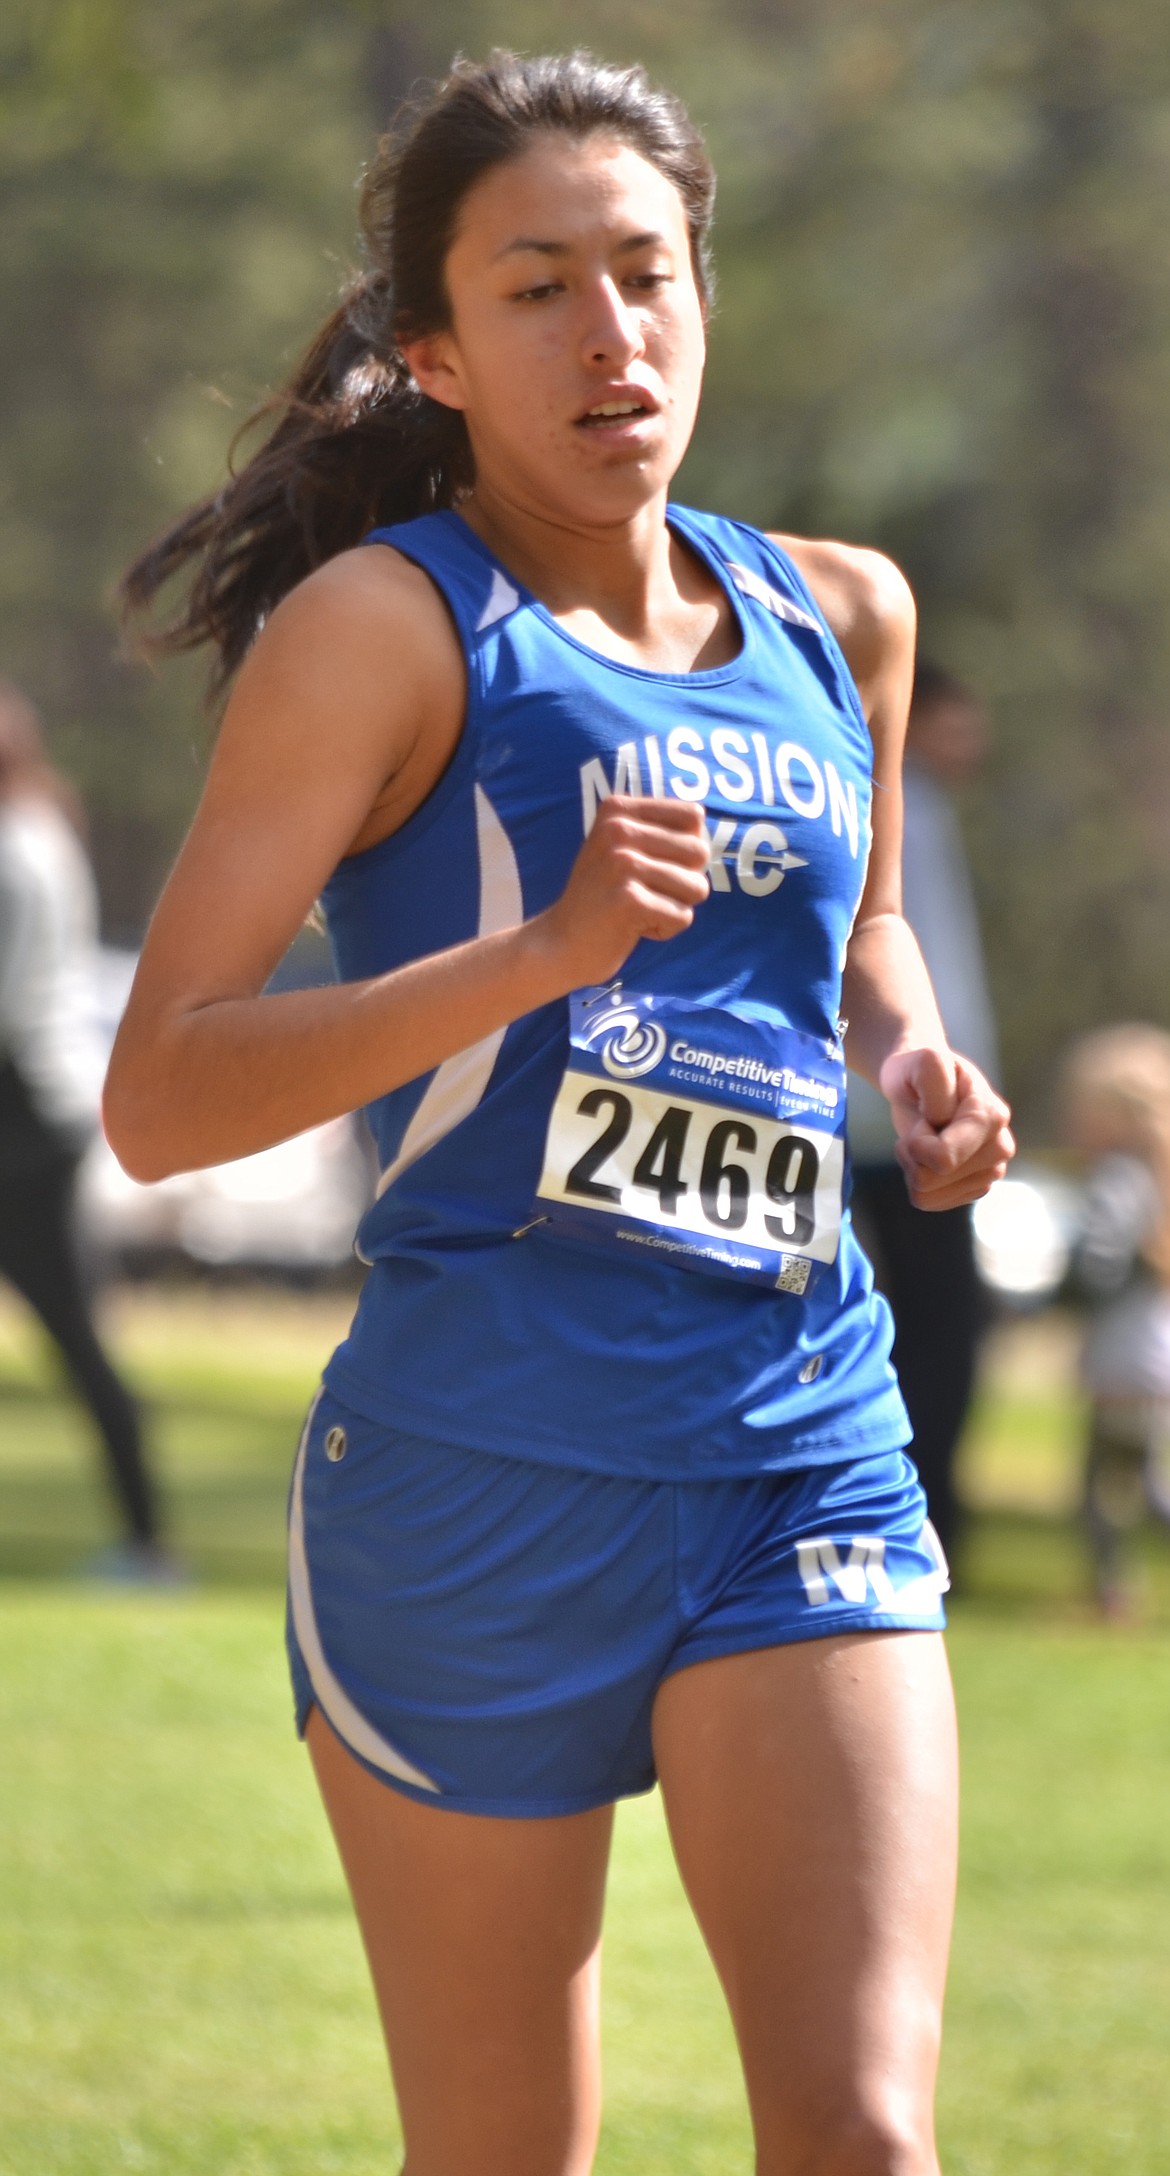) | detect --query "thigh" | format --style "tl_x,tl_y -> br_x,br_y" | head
653,1631 -> 957,2176
307,1709 -> 613,2176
